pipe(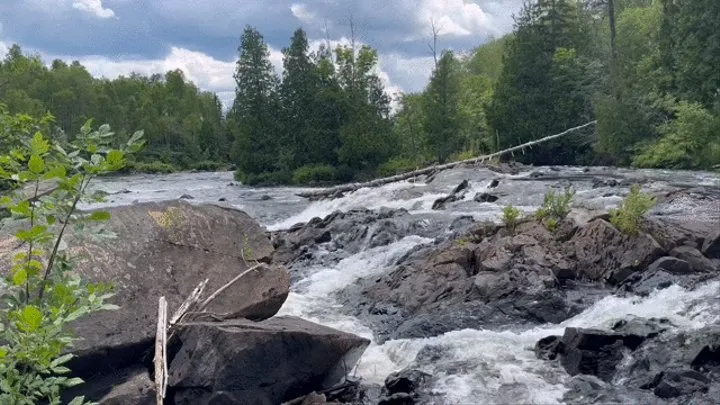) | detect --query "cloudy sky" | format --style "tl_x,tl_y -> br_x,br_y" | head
0,0 -> 523,107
